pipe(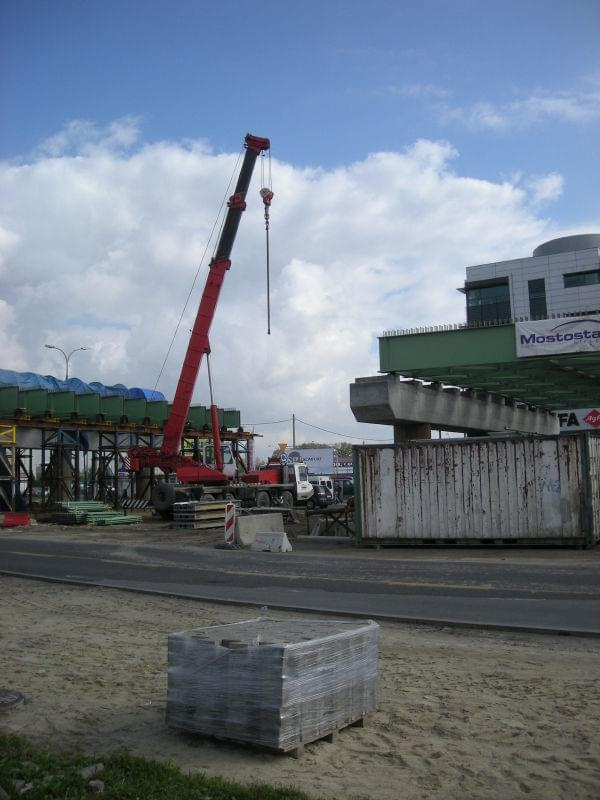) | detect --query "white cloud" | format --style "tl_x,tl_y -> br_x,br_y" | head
0,119 -> 576,456
514,92 -> 600,124
0,300 -> 28,368
525,173 -> 564,206
439,88 -> 600,130
0,225 -> 20,275
35,117 -> 143,157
